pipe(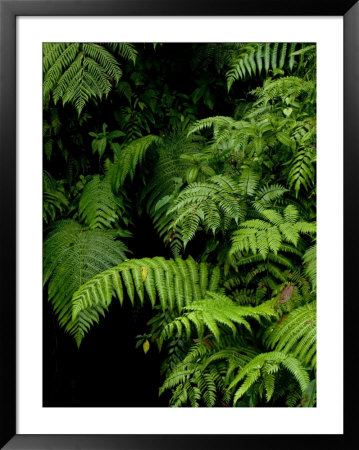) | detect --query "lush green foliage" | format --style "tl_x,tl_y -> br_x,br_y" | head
71,256 -> 220,346
43,43 -> 136,114
44,220 -> 129,334
43,42 -> 316,407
